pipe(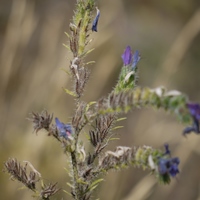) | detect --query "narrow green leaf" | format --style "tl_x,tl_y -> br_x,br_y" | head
17,186 -> 27,191
77,179 -> 88,185
88,178 -> 104,191
88,185 -> 99,192
111,126 -> 124,130
63,43 -> 70,51
84,48 -> 95,56
63,88 -> 77,97
64,167 -> 69,173
66,182 -> 74,189
116,117 -> 127,122
64,32 -> 70,38
108,137 -> 120,141
63,190 -> 72,196
86,101 -> 96,111
86,61 -> 96,65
